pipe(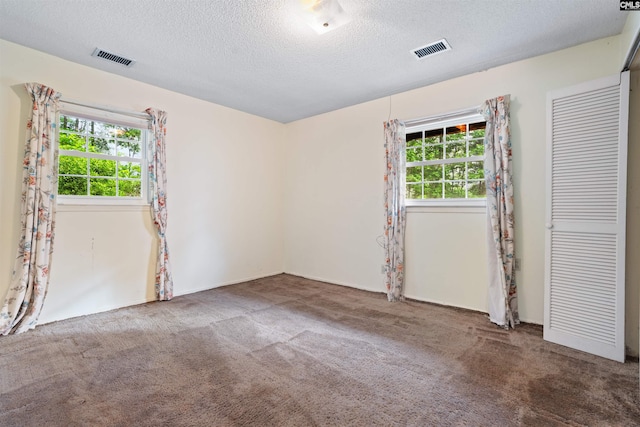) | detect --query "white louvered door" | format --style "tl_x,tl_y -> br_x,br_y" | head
544,72 -> 629,362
